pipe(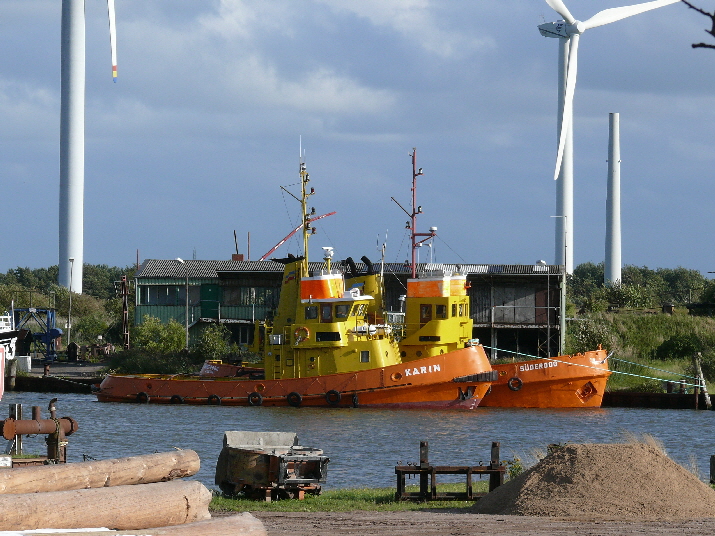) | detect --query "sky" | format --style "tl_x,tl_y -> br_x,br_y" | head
1,0 -> 713,277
